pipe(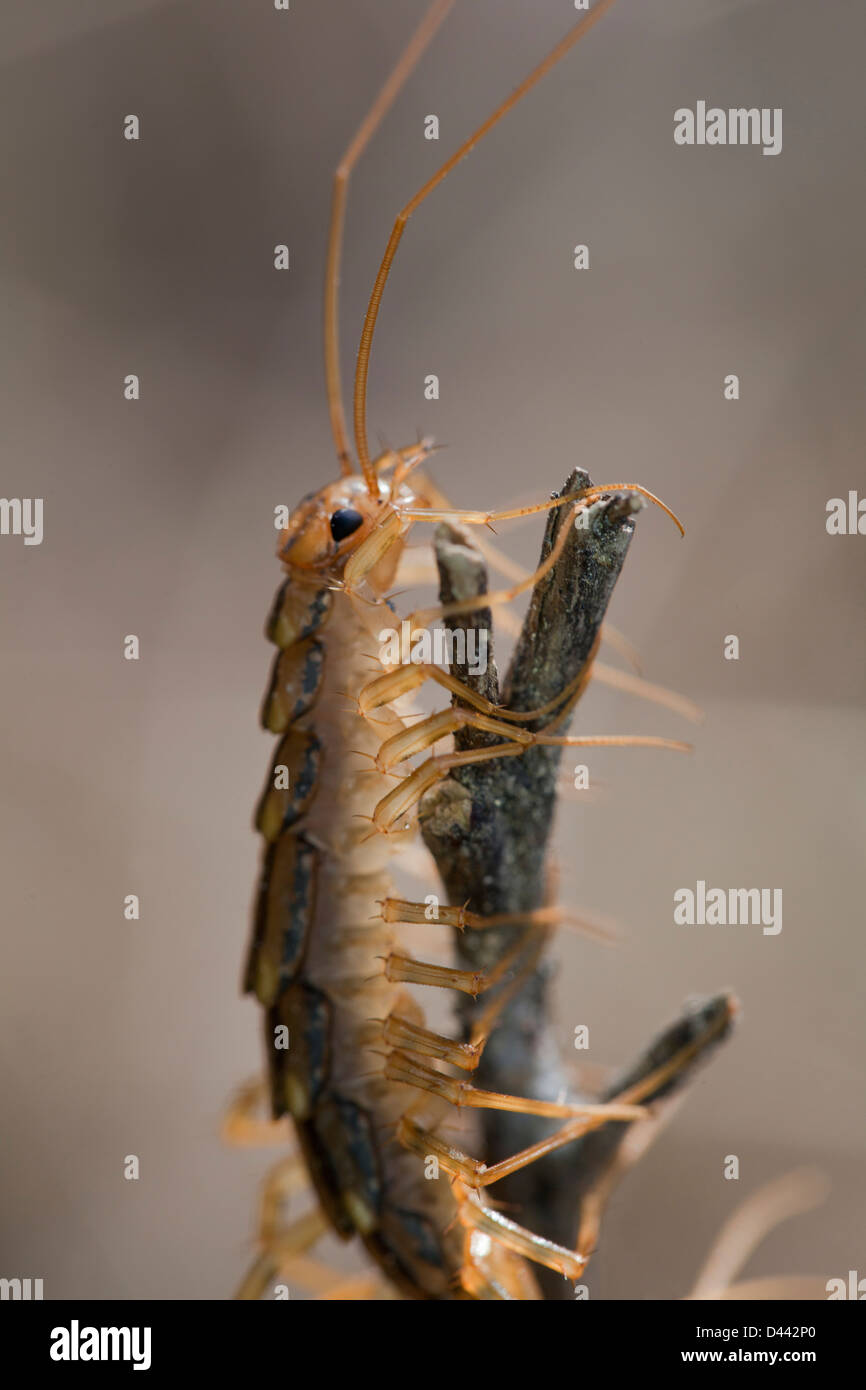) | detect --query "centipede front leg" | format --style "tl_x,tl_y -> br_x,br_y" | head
233,0 -> 733,1302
